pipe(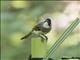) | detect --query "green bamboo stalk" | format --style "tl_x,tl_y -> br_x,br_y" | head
44,18 -> 80,60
